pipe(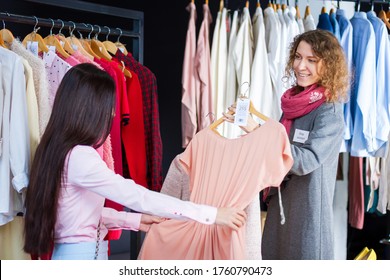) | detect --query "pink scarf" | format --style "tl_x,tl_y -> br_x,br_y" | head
280,84 -> 327,135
